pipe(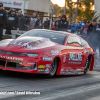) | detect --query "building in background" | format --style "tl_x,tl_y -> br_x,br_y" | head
1,0 -> 53,22
94,0 -> 100,21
